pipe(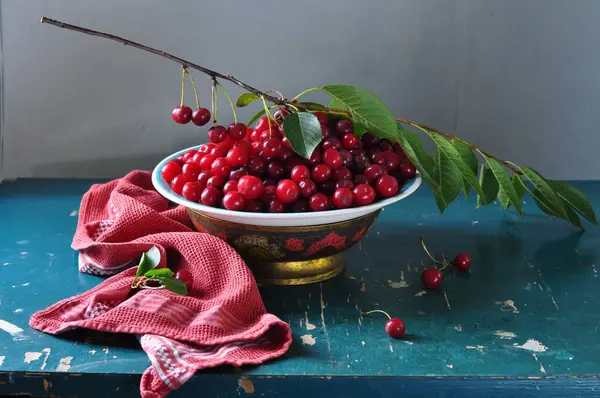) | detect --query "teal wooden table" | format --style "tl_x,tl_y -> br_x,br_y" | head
1,179 -> 600,397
